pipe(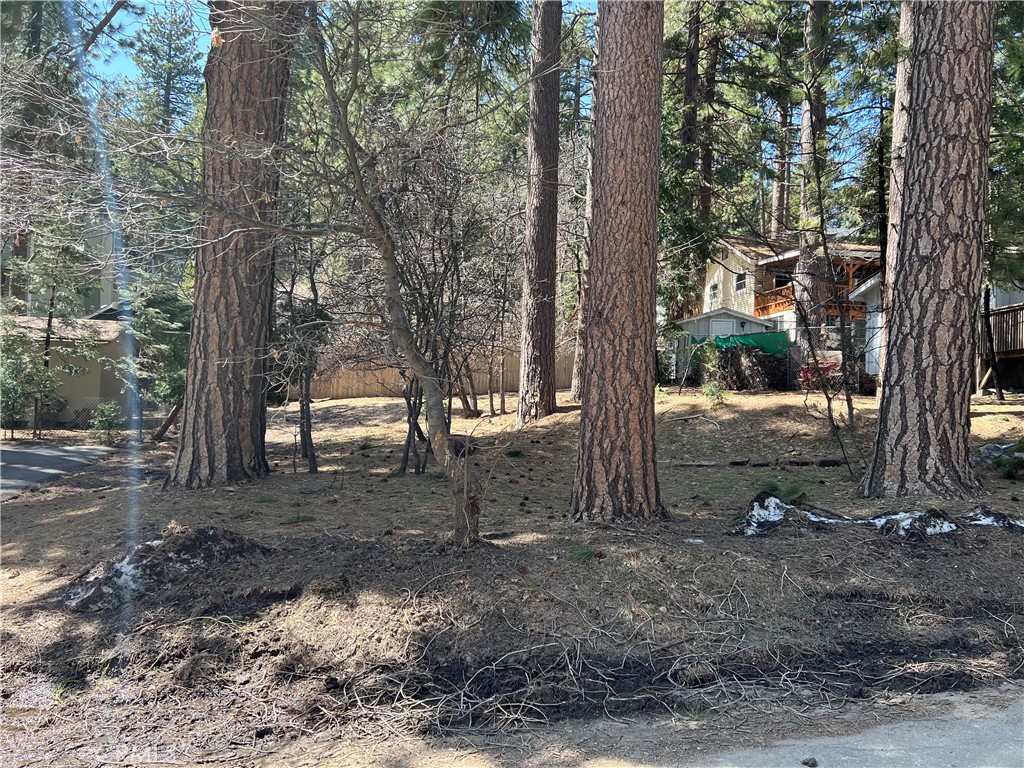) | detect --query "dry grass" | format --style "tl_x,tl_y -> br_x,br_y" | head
1,389 -> 1022,765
